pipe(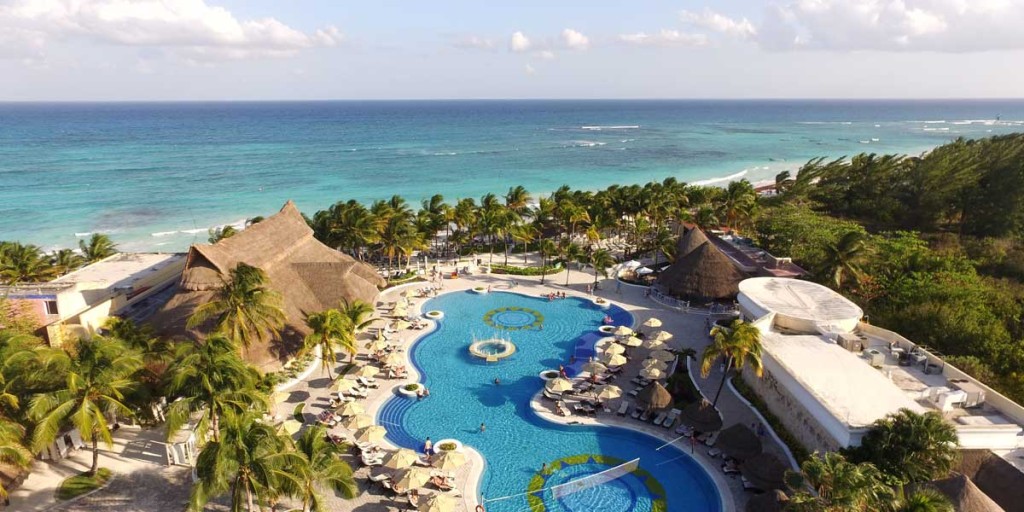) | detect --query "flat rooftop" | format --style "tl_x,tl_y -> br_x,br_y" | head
54,253 -> 185,290
740,277 -> 863,328
762,331 -> 926,428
